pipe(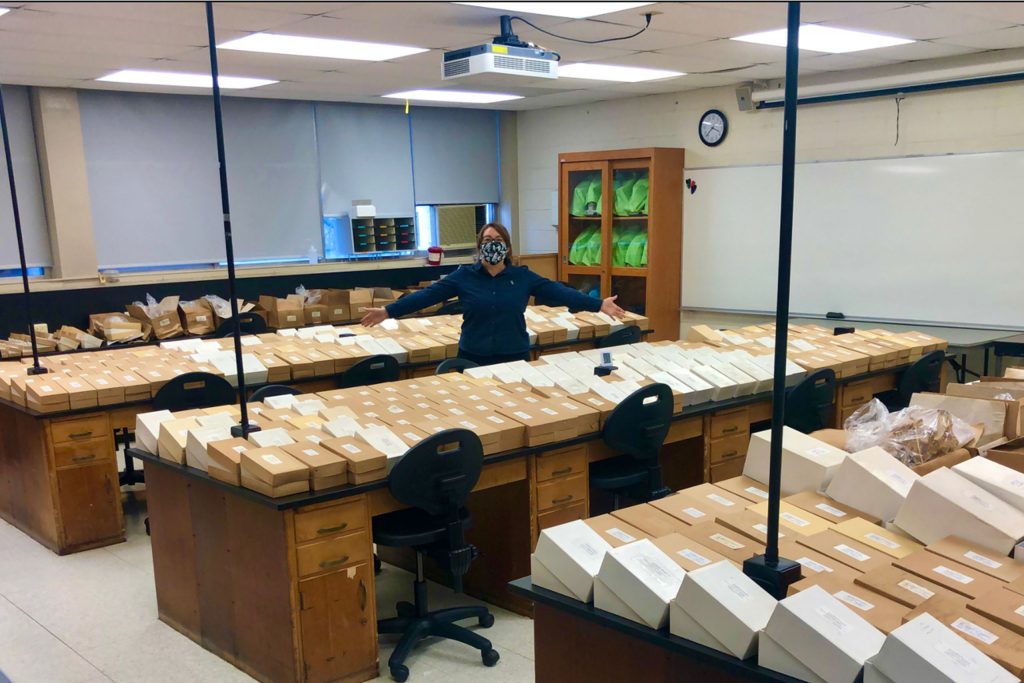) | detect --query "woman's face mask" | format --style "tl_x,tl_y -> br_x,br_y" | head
480,239 -> 508,265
